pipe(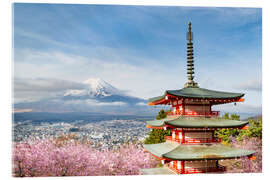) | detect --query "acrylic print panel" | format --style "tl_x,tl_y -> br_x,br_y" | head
12,3 -> 262,177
